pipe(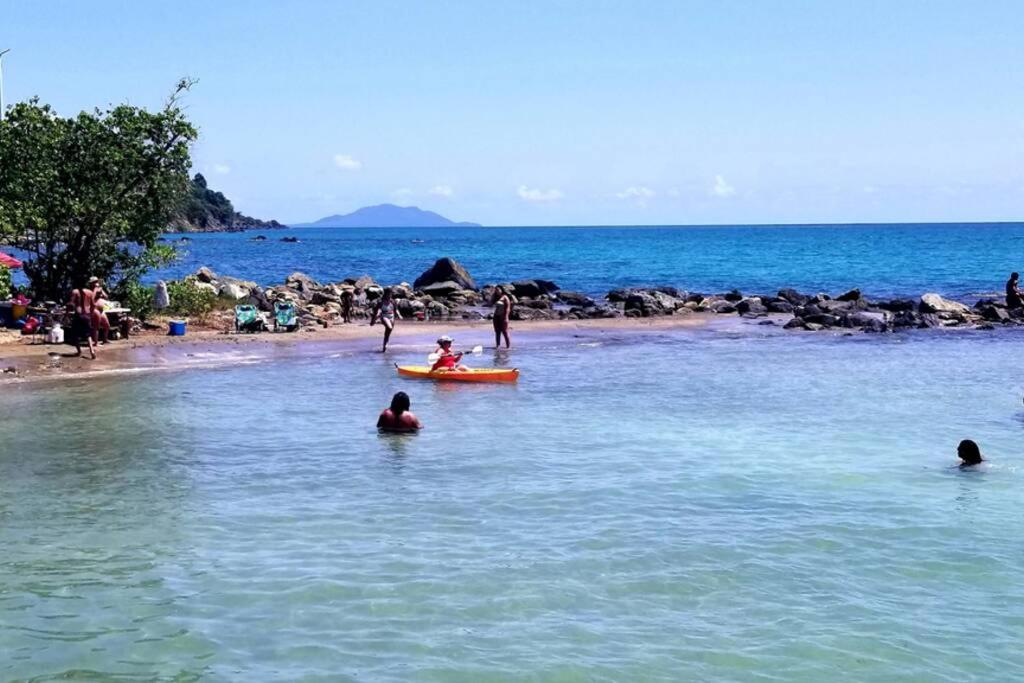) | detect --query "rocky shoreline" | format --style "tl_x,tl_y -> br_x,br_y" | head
186,257 -> 1022,334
